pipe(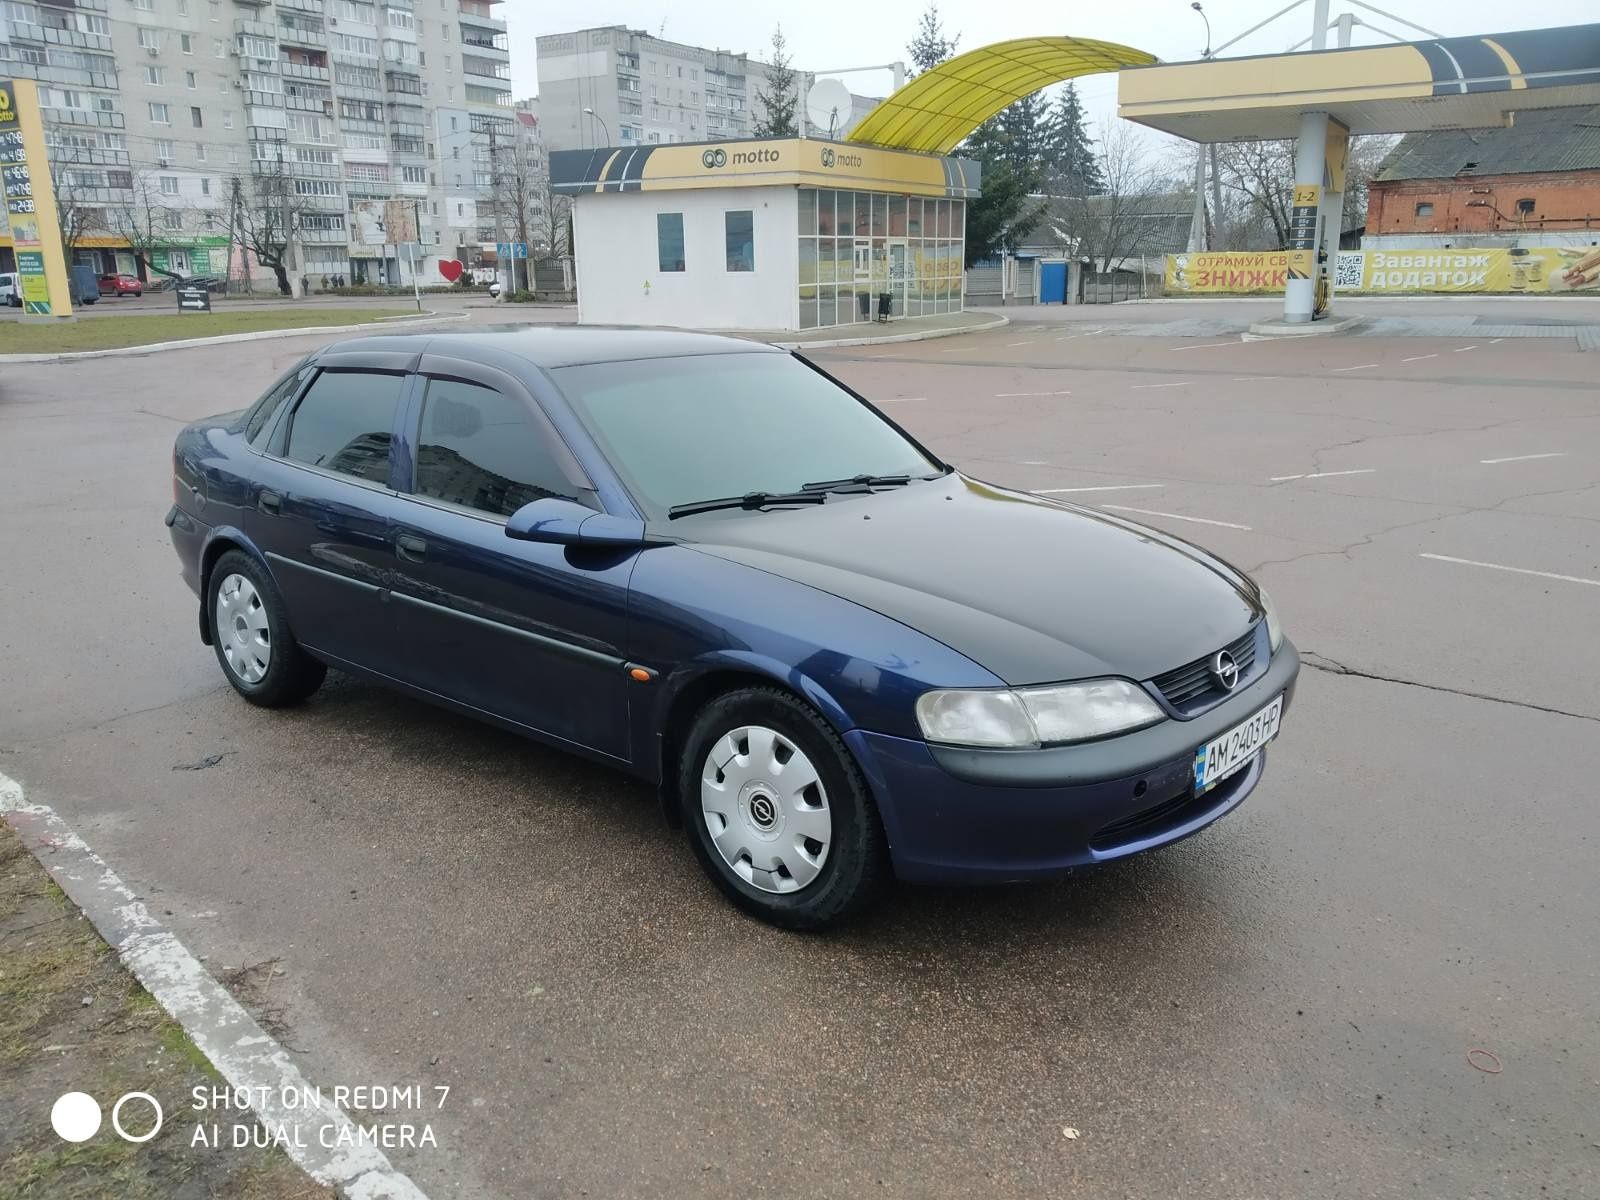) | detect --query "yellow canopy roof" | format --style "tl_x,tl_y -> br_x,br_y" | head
847,37 -> 1158,156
